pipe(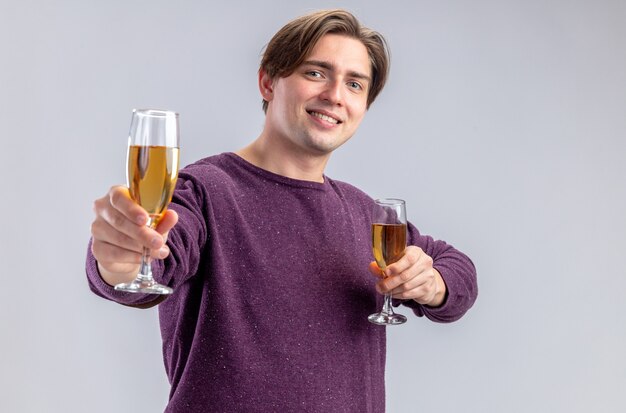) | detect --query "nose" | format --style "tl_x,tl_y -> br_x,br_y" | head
319,80 -> 343,106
